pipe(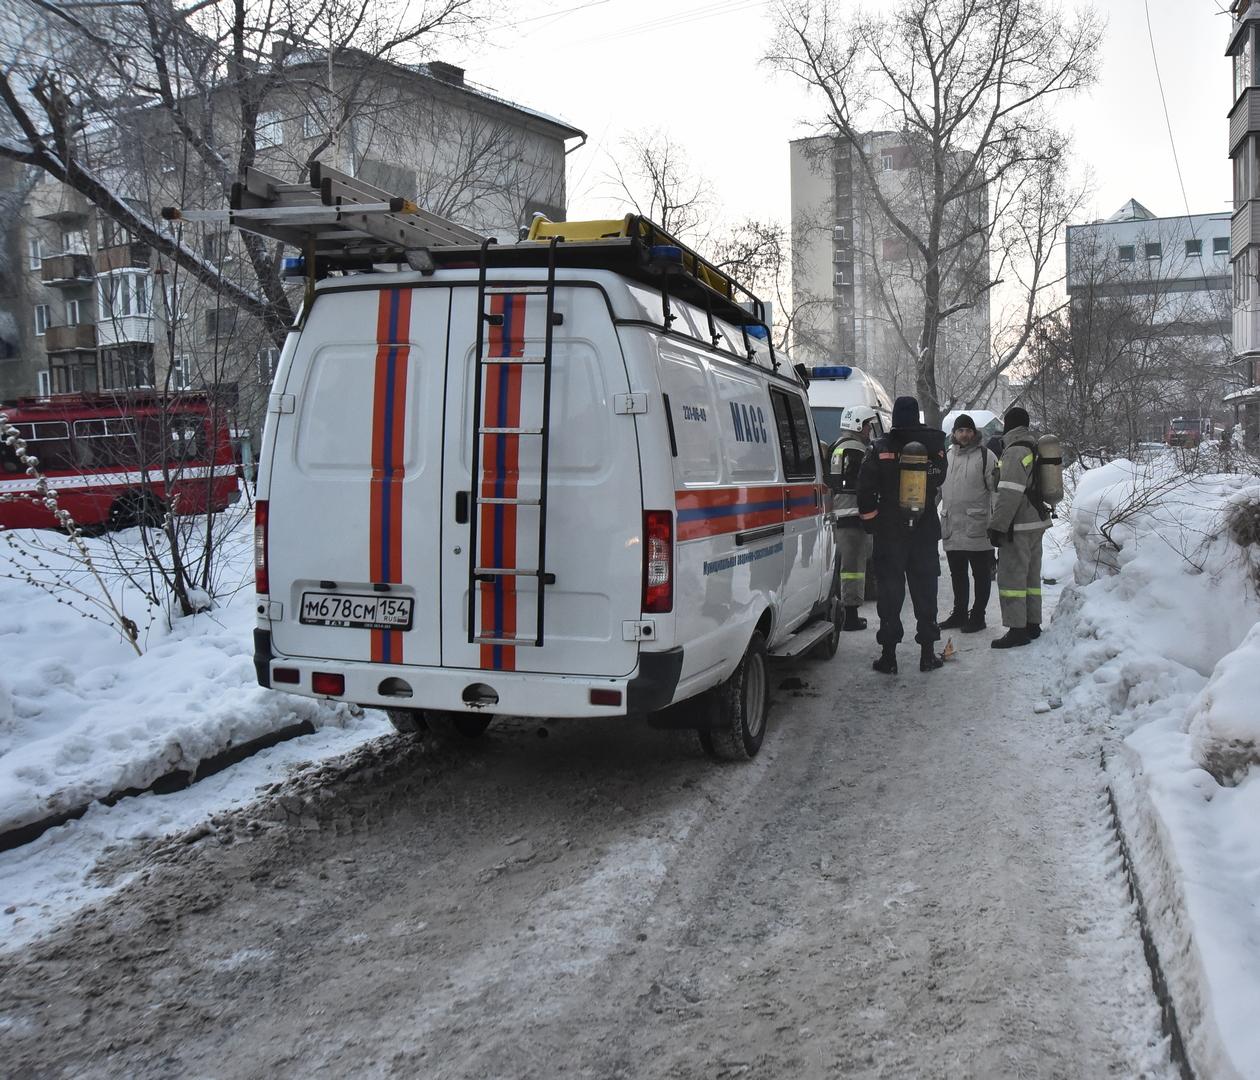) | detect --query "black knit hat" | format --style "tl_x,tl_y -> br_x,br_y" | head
952,413 -> 976,432
891,396 -> 919,429
1003,406 -> 1030,432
